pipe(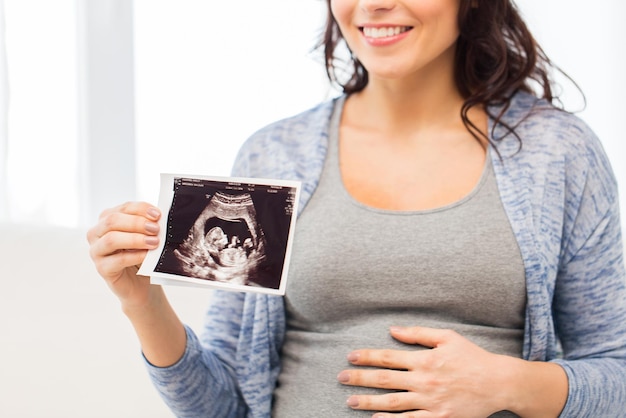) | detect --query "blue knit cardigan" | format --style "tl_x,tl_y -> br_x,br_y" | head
147,91 -> 626,418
